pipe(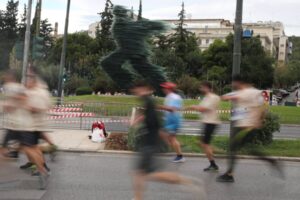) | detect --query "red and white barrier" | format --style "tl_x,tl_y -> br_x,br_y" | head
48,112 -> 95,120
